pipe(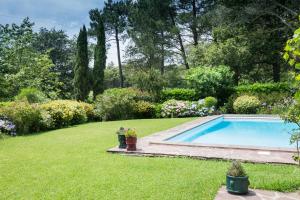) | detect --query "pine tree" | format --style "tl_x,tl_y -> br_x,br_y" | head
90,9 -> 107,99
74,25 -> 89,101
